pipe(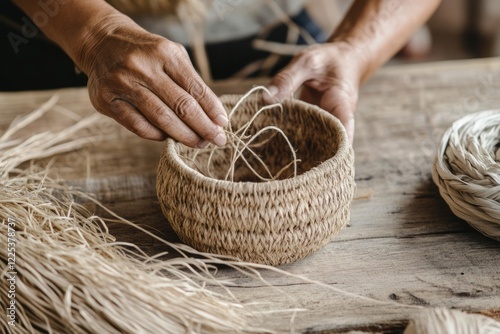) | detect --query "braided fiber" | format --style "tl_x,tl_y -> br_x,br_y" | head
432,110 -> 500,241
157,94 -> 355,266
